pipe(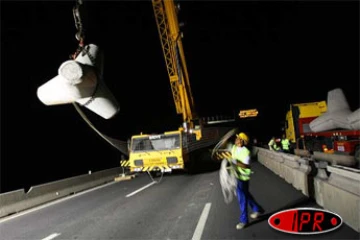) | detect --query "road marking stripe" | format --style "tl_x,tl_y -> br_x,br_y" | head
42,233 -> 61,240
126,181 -> 157,197
192,202 -> 211,240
